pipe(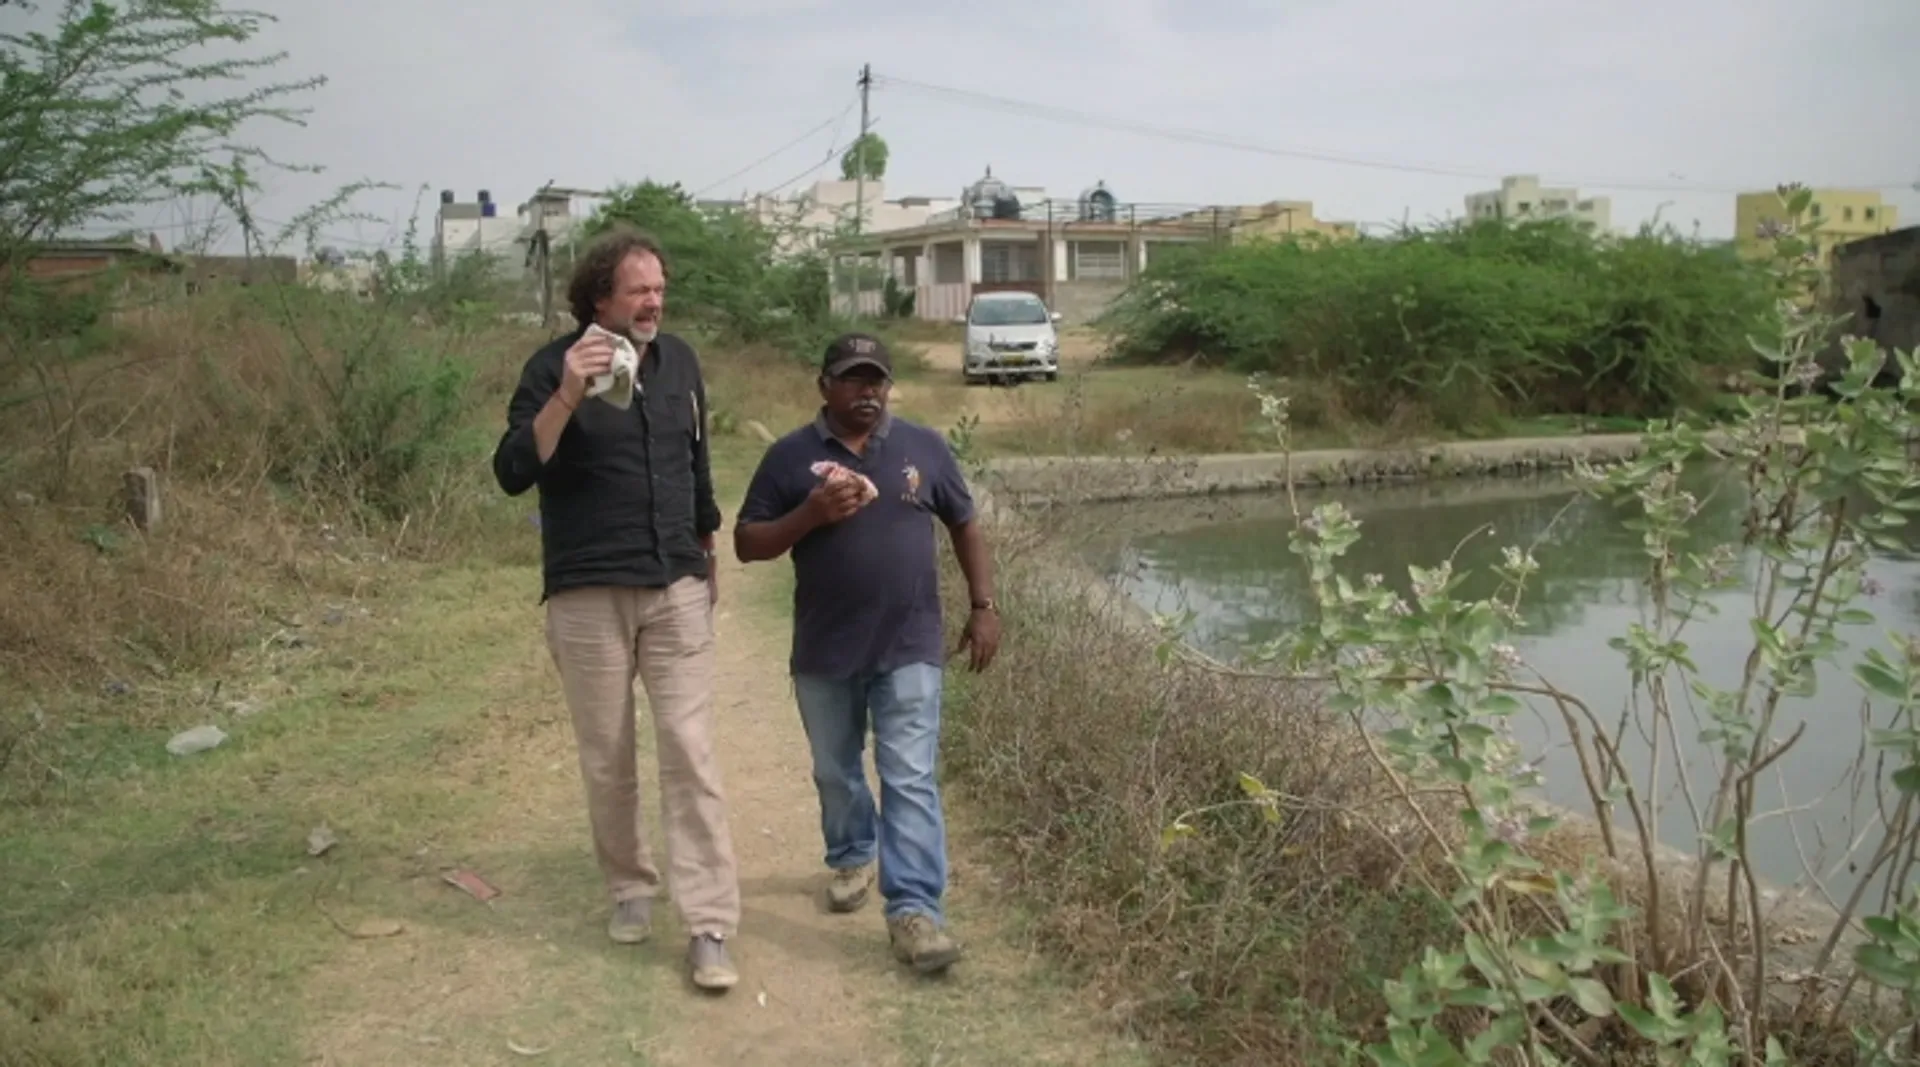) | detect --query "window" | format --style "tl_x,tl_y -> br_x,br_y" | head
980,242 -> 1038,283
1844,206 -> 1855,222
969,296 -> 1051,326
1072,240 -> 1126,280
1865,207 -> 1879,222
1811,203 -> 1823,217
